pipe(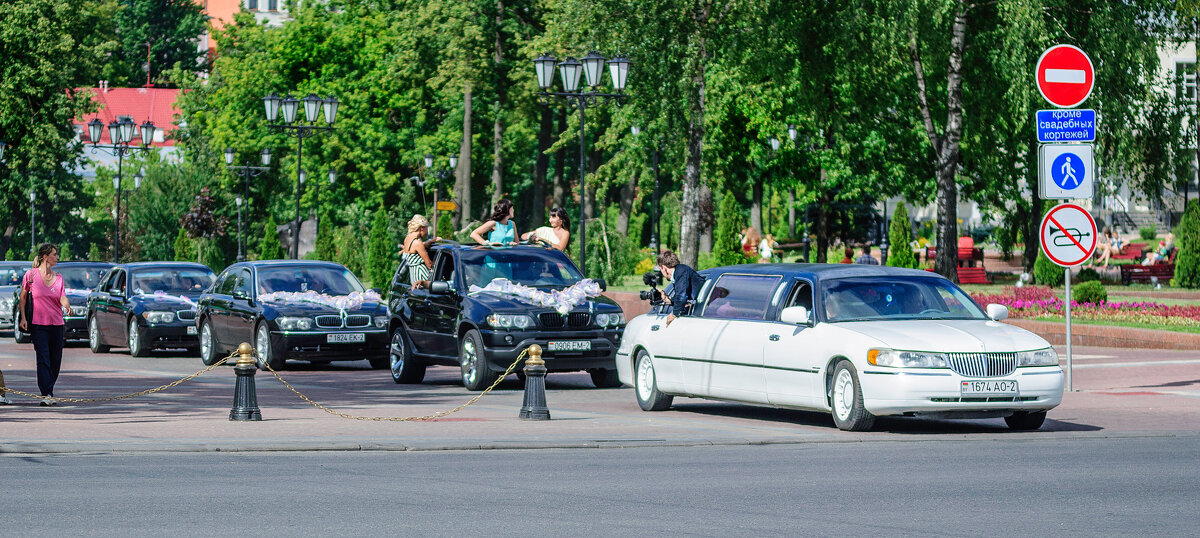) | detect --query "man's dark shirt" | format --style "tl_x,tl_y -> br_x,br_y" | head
667,263 -> 704,316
